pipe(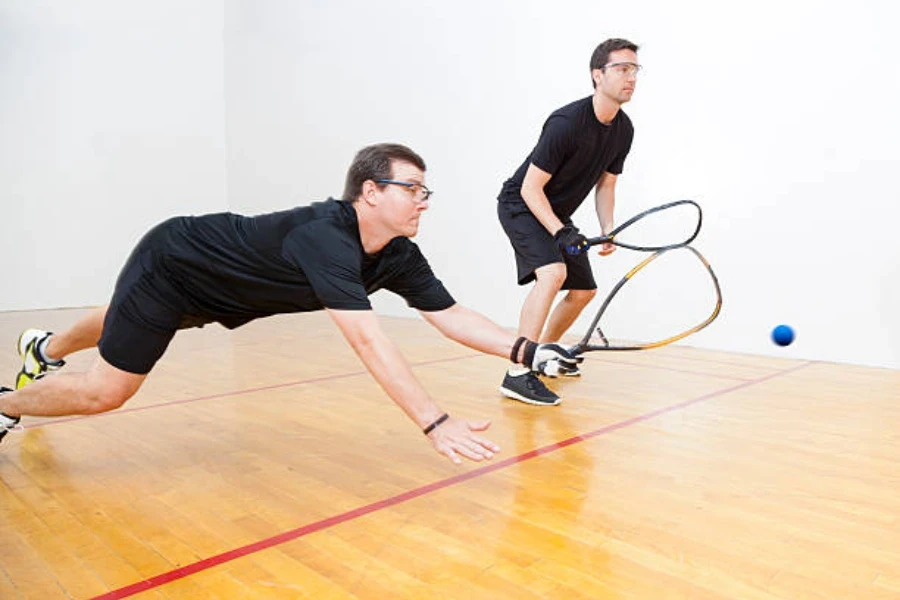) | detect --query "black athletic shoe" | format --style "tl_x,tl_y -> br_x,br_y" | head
0,387 -> 20,444
499,371 -> 561,406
